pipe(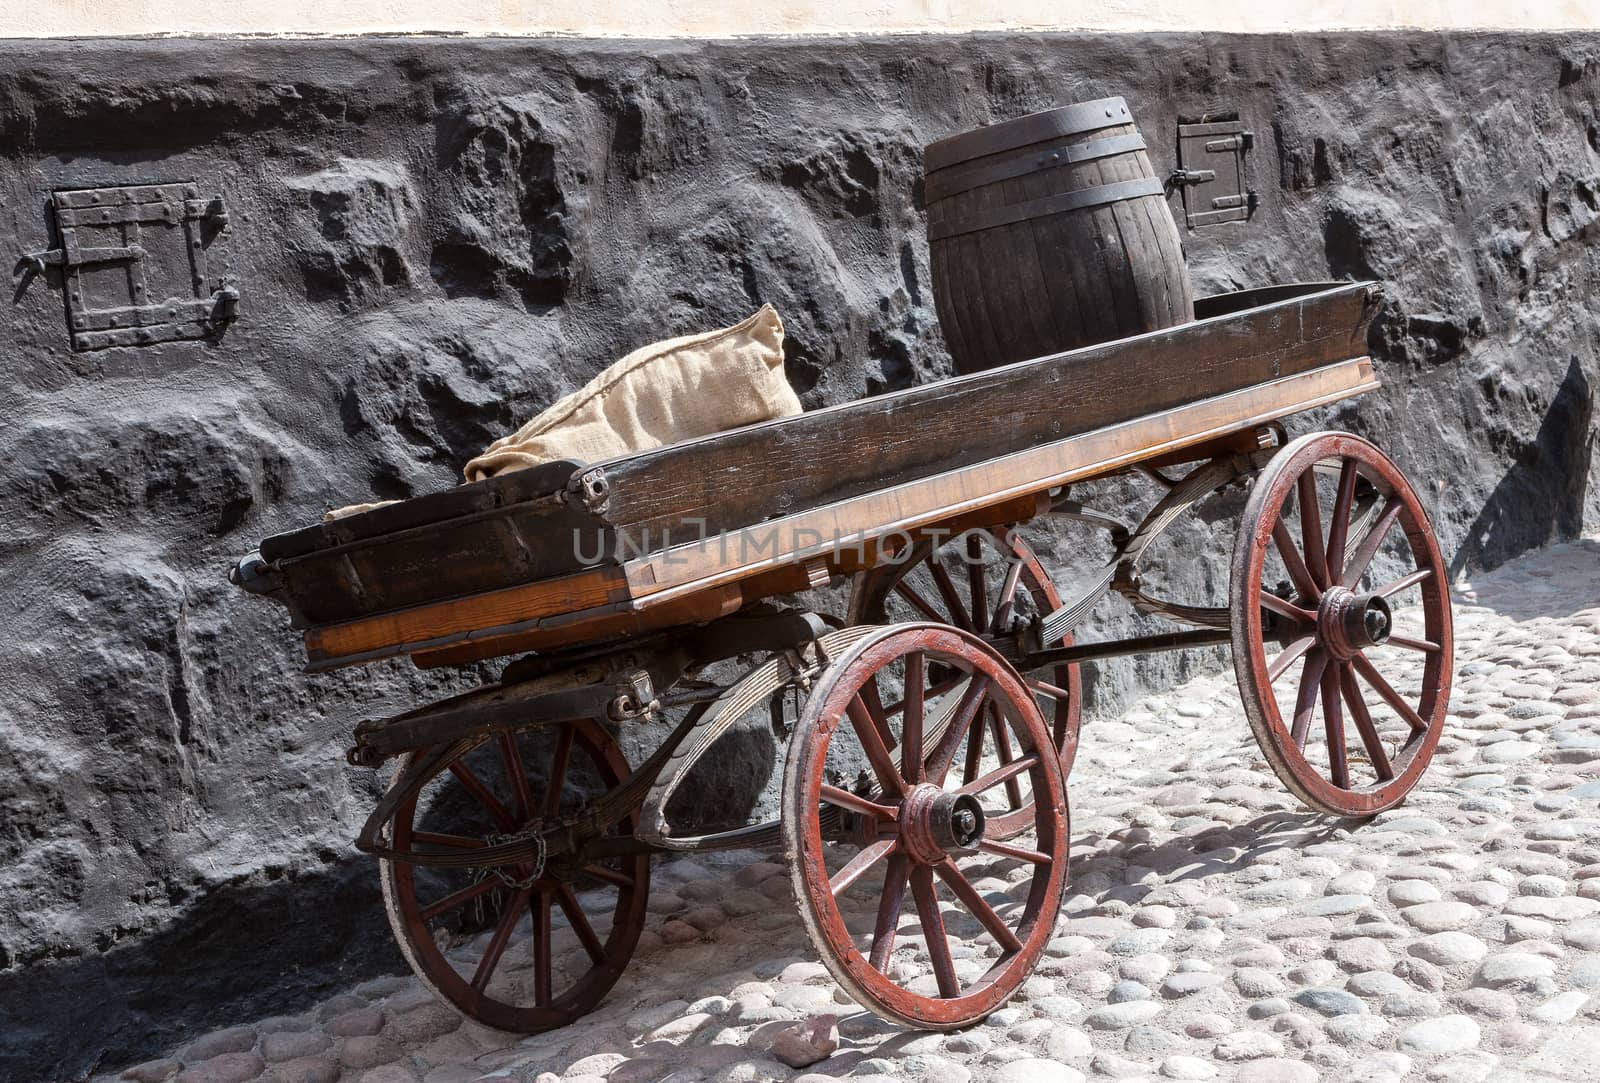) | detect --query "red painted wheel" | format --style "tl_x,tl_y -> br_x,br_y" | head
783,623 -> 1069,1029
378,718 -> 648,1032
1231,432 -> 1453,816
849,527 -> 1082,837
